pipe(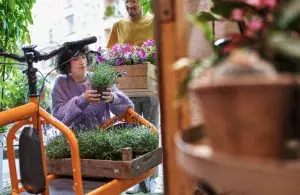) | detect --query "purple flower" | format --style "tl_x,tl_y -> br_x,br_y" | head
142,40 -> 155,47
96,47 -> 107,63
115,58 -> 125,66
